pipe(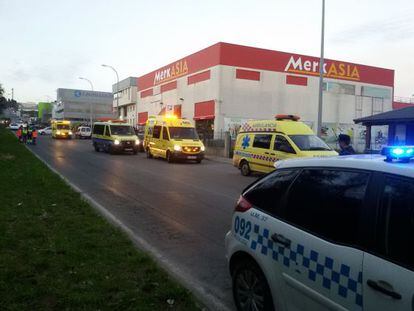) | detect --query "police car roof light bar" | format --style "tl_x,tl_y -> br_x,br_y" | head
381,146 -> 414,163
